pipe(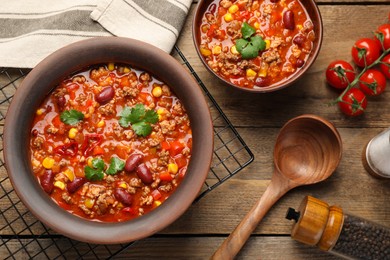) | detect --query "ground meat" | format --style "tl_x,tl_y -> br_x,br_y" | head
53,88 -> 67,99
129,178 -> 142,188
62,192 -> 72,204
158,151 -> 170,166
227,20 -> 242,39
122,86 -> 139,98
206,13 -> 216,24
161,85 -> 171,96
139,72 -> 151,84
172,102 -> 184,116
95,192 -> 115,215
90,67 -> 109,81
72,75 -> 86,83
32,137 -> 44,148
262,49 -> 281,63
85,184 -> 105,199
79,203 -> 92,216
75,93 -> 87,104
46,125 -> 58,134
220,0 -> 232,8
270,36 -> 283,49
140,195 -> 153,206
160,119 -> 176,134
159,183 -> 173,193
291,45 -> 302,58
105,175 -> 116,183
98,103 -> 116,116
54,172 -> 68,182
